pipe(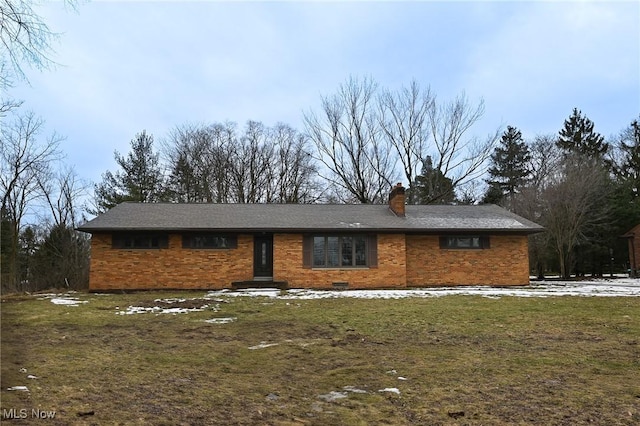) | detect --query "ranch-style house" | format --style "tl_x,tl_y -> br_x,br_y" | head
78,184 -> 543,291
